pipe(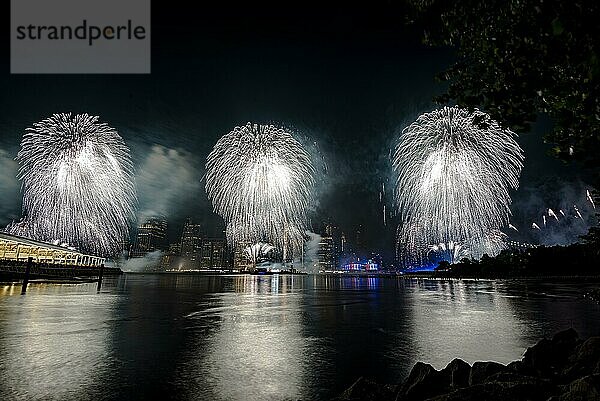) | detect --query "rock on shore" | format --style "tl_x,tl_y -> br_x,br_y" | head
334,329 -> 600,401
